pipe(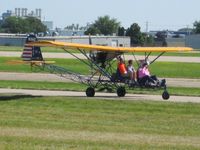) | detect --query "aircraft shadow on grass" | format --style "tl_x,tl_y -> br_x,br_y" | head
0,94 -> 42,101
